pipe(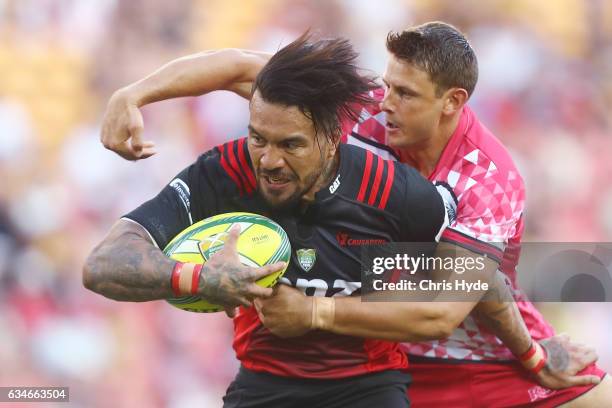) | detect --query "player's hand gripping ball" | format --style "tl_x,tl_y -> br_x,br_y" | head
163,212 -> 291,312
